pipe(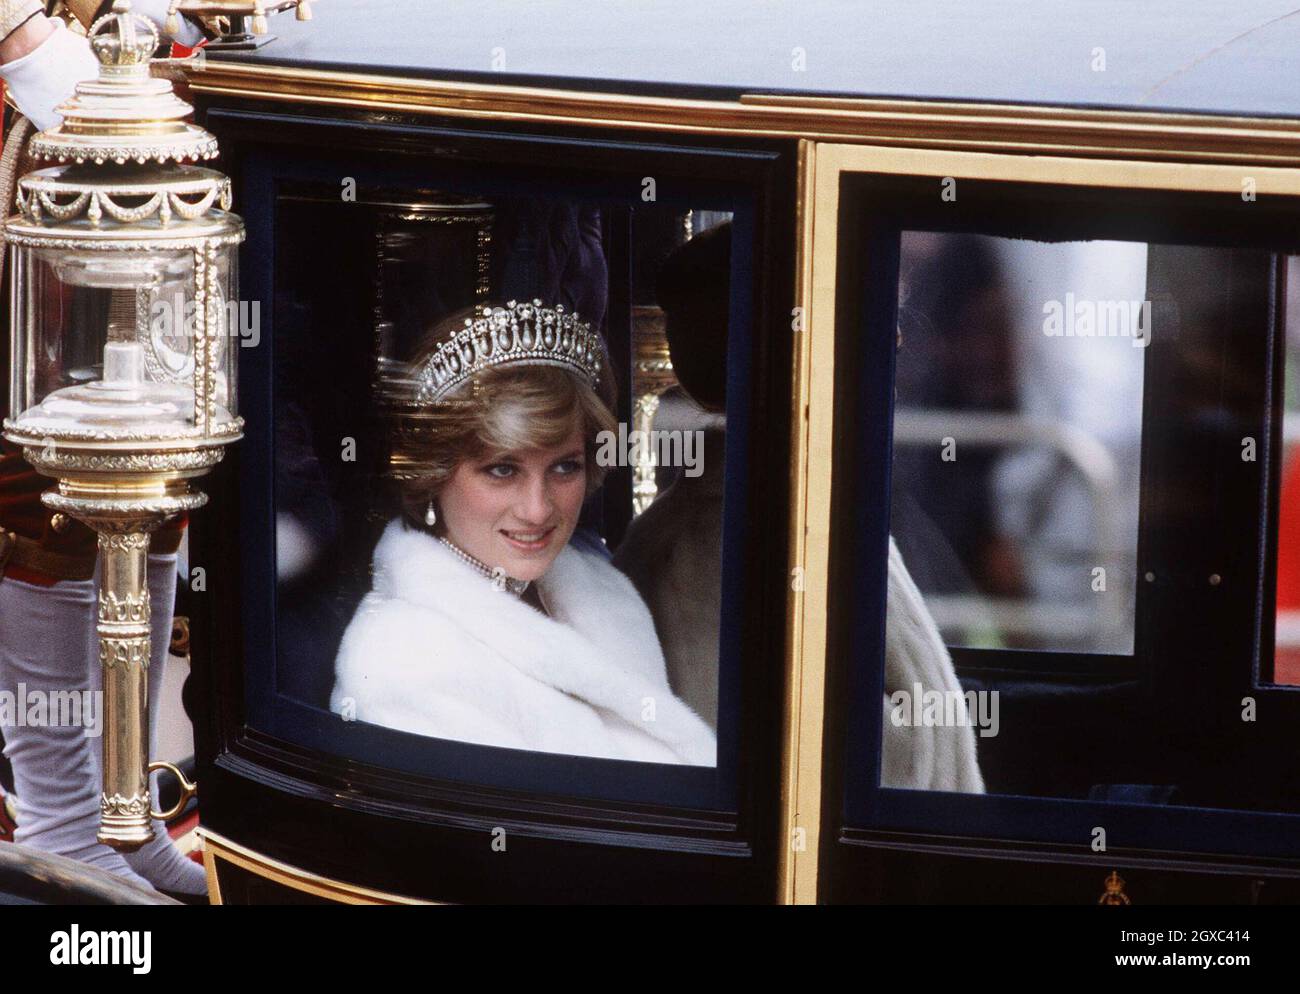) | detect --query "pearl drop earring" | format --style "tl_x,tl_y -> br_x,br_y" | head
425,501 -> 437,527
